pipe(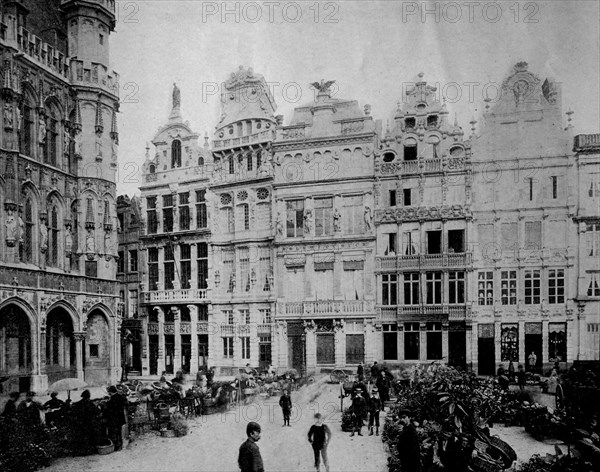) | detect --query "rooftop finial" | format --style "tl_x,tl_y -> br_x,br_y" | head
173,83 -> 181,109
565,109 -> 574,130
